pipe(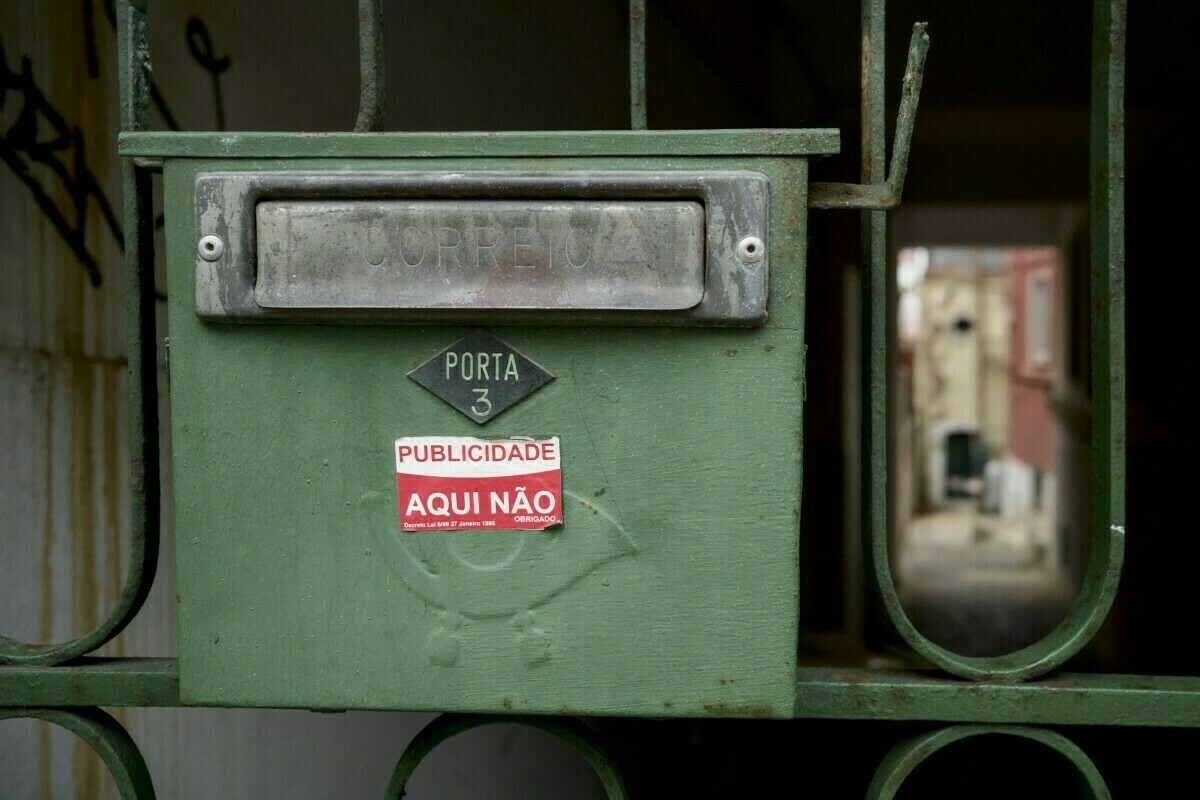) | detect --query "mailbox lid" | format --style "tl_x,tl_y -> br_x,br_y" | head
164,152 -> 809,718
254,199 -> 707,311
